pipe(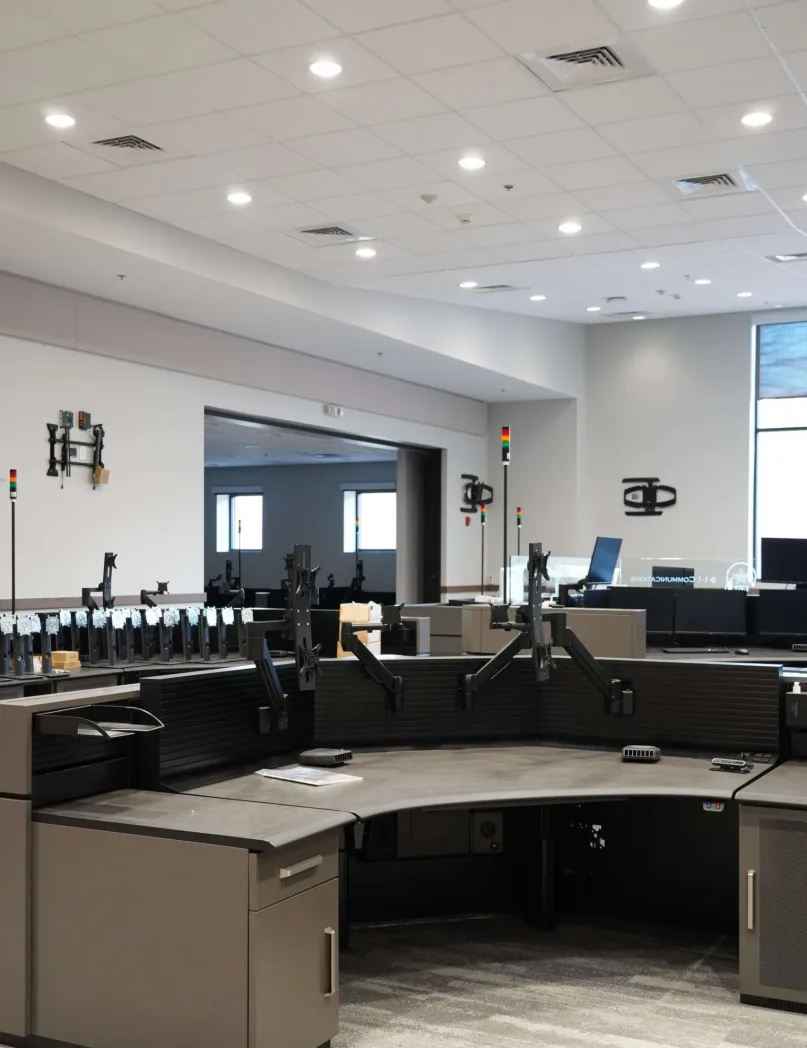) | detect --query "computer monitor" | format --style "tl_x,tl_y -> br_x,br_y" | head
651,565 -> 695,589
586,536 -> 622,585
756,590 -> 807,636
674,590 -> 747,636
760,537 -> 807,585
607,587 -> 675,633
